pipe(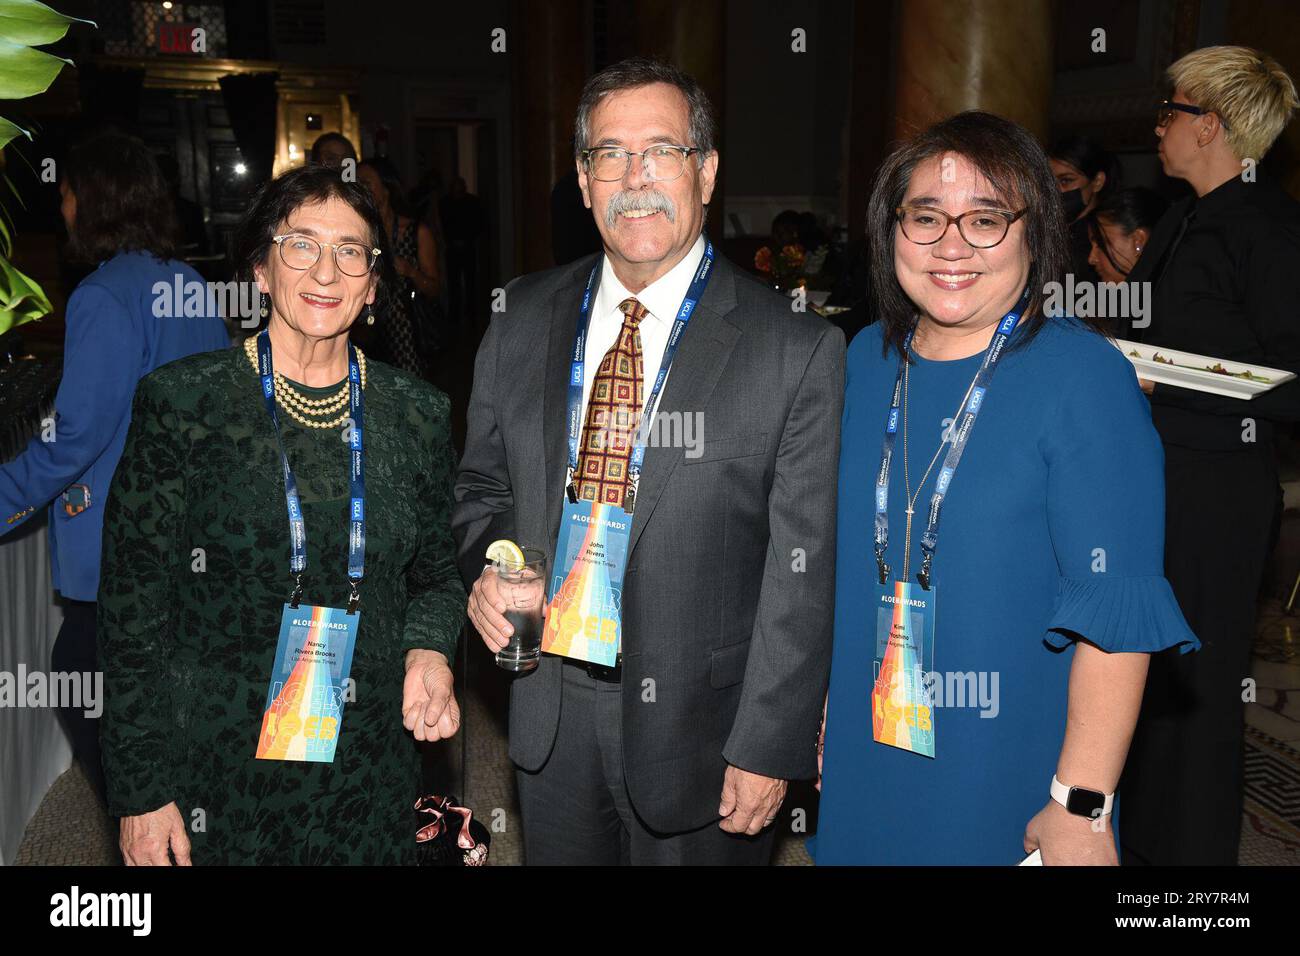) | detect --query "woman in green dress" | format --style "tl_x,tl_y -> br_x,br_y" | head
98,164 -> 466,865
